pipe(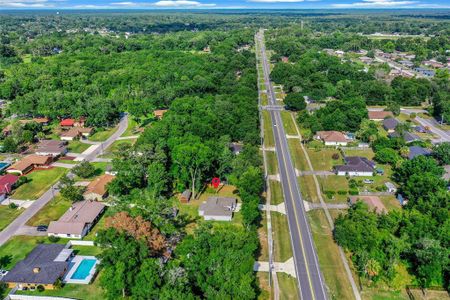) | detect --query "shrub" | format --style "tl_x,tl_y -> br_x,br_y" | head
37,285 -> 45,292
48,235 -> 60,243
8,202 -> 18,209
332,153 -> 340,160
349,189 -> 359,195
337,190 -> 347,195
